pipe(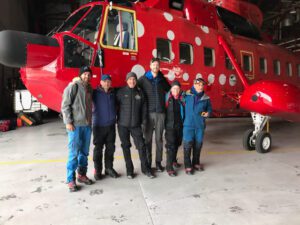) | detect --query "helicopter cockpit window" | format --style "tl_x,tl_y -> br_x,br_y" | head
58,7 -> 90,32
102,8 -> 136,50
73,5 -> 103,44
63,35 -> 94,68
